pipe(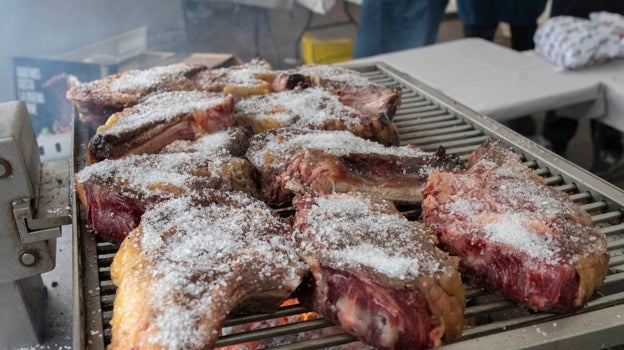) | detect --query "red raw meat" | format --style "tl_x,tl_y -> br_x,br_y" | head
422,140 -> 609,312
